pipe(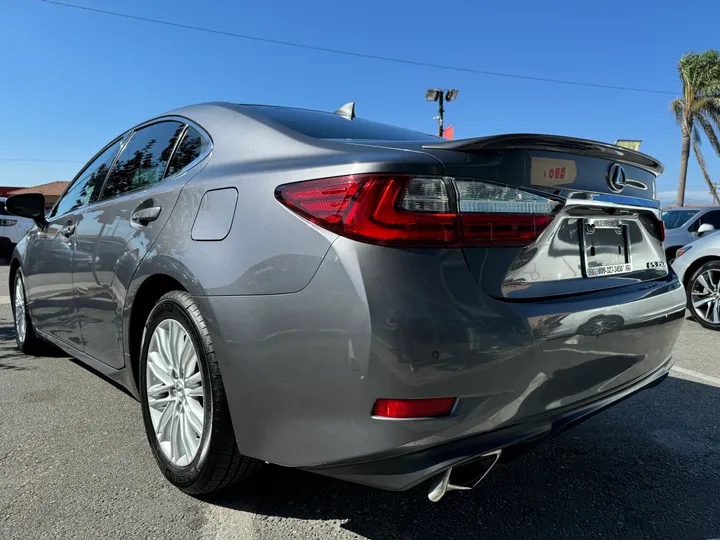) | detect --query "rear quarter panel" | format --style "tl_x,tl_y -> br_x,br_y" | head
125,122 -> 443,353
133,129 -> 443,296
